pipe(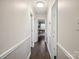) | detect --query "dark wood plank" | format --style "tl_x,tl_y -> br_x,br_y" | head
30,37 -> 51,59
